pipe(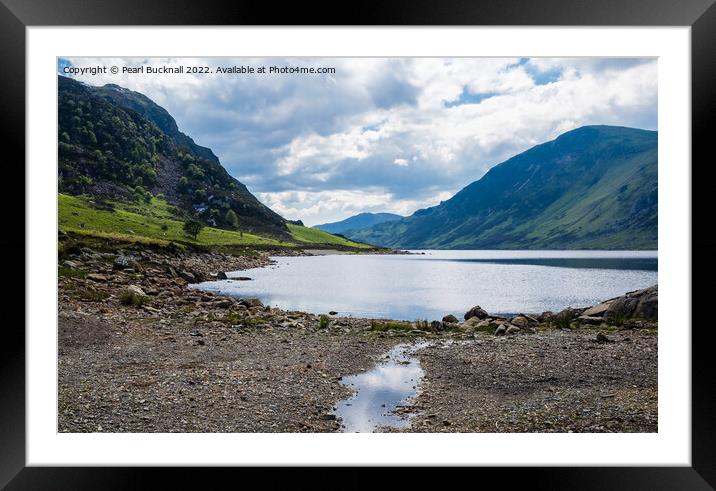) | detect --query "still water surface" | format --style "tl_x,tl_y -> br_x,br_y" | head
193,250 -> 658,320
334,341 -> 429,432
